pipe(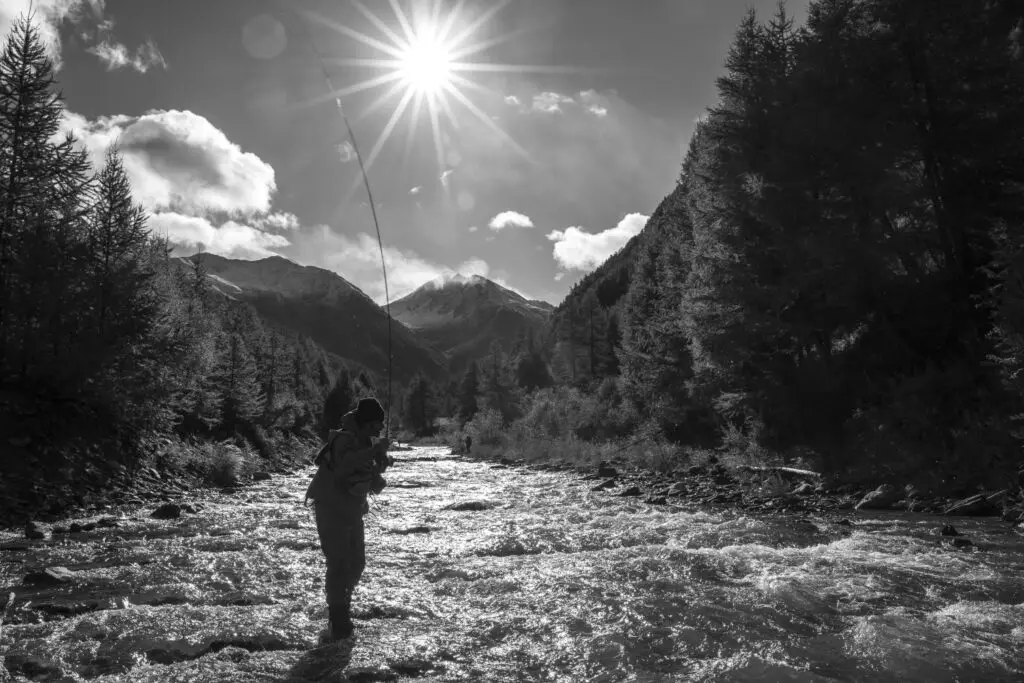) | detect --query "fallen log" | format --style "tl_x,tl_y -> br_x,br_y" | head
736,465 -> 822,479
